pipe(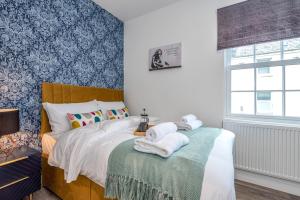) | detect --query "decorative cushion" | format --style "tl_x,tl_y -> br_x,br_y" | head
67,110 -> 104,129
97,101 -> 126,120
107,107 -> 129,120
